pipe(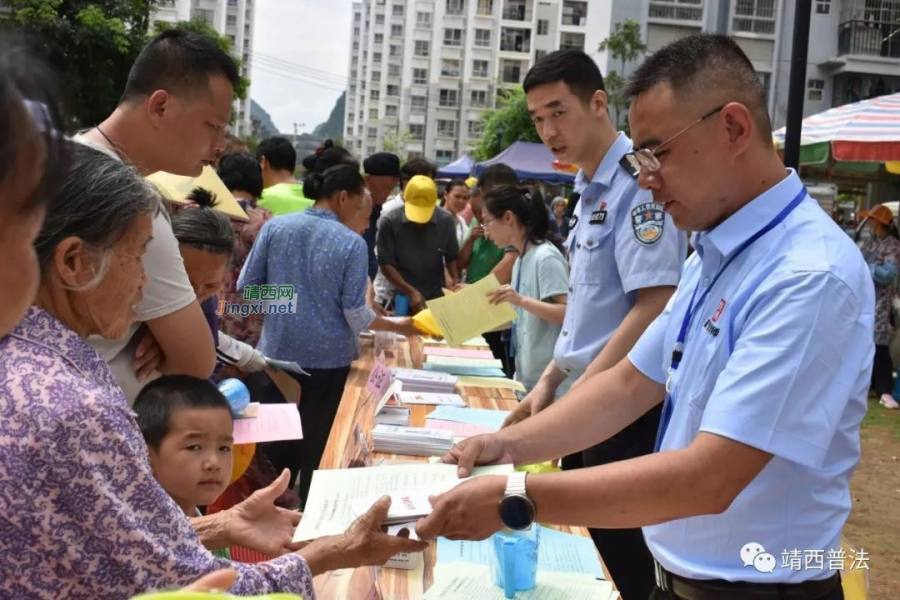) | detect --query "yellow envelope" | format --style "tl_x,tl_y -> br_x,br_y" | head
147,166 -> 249,222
